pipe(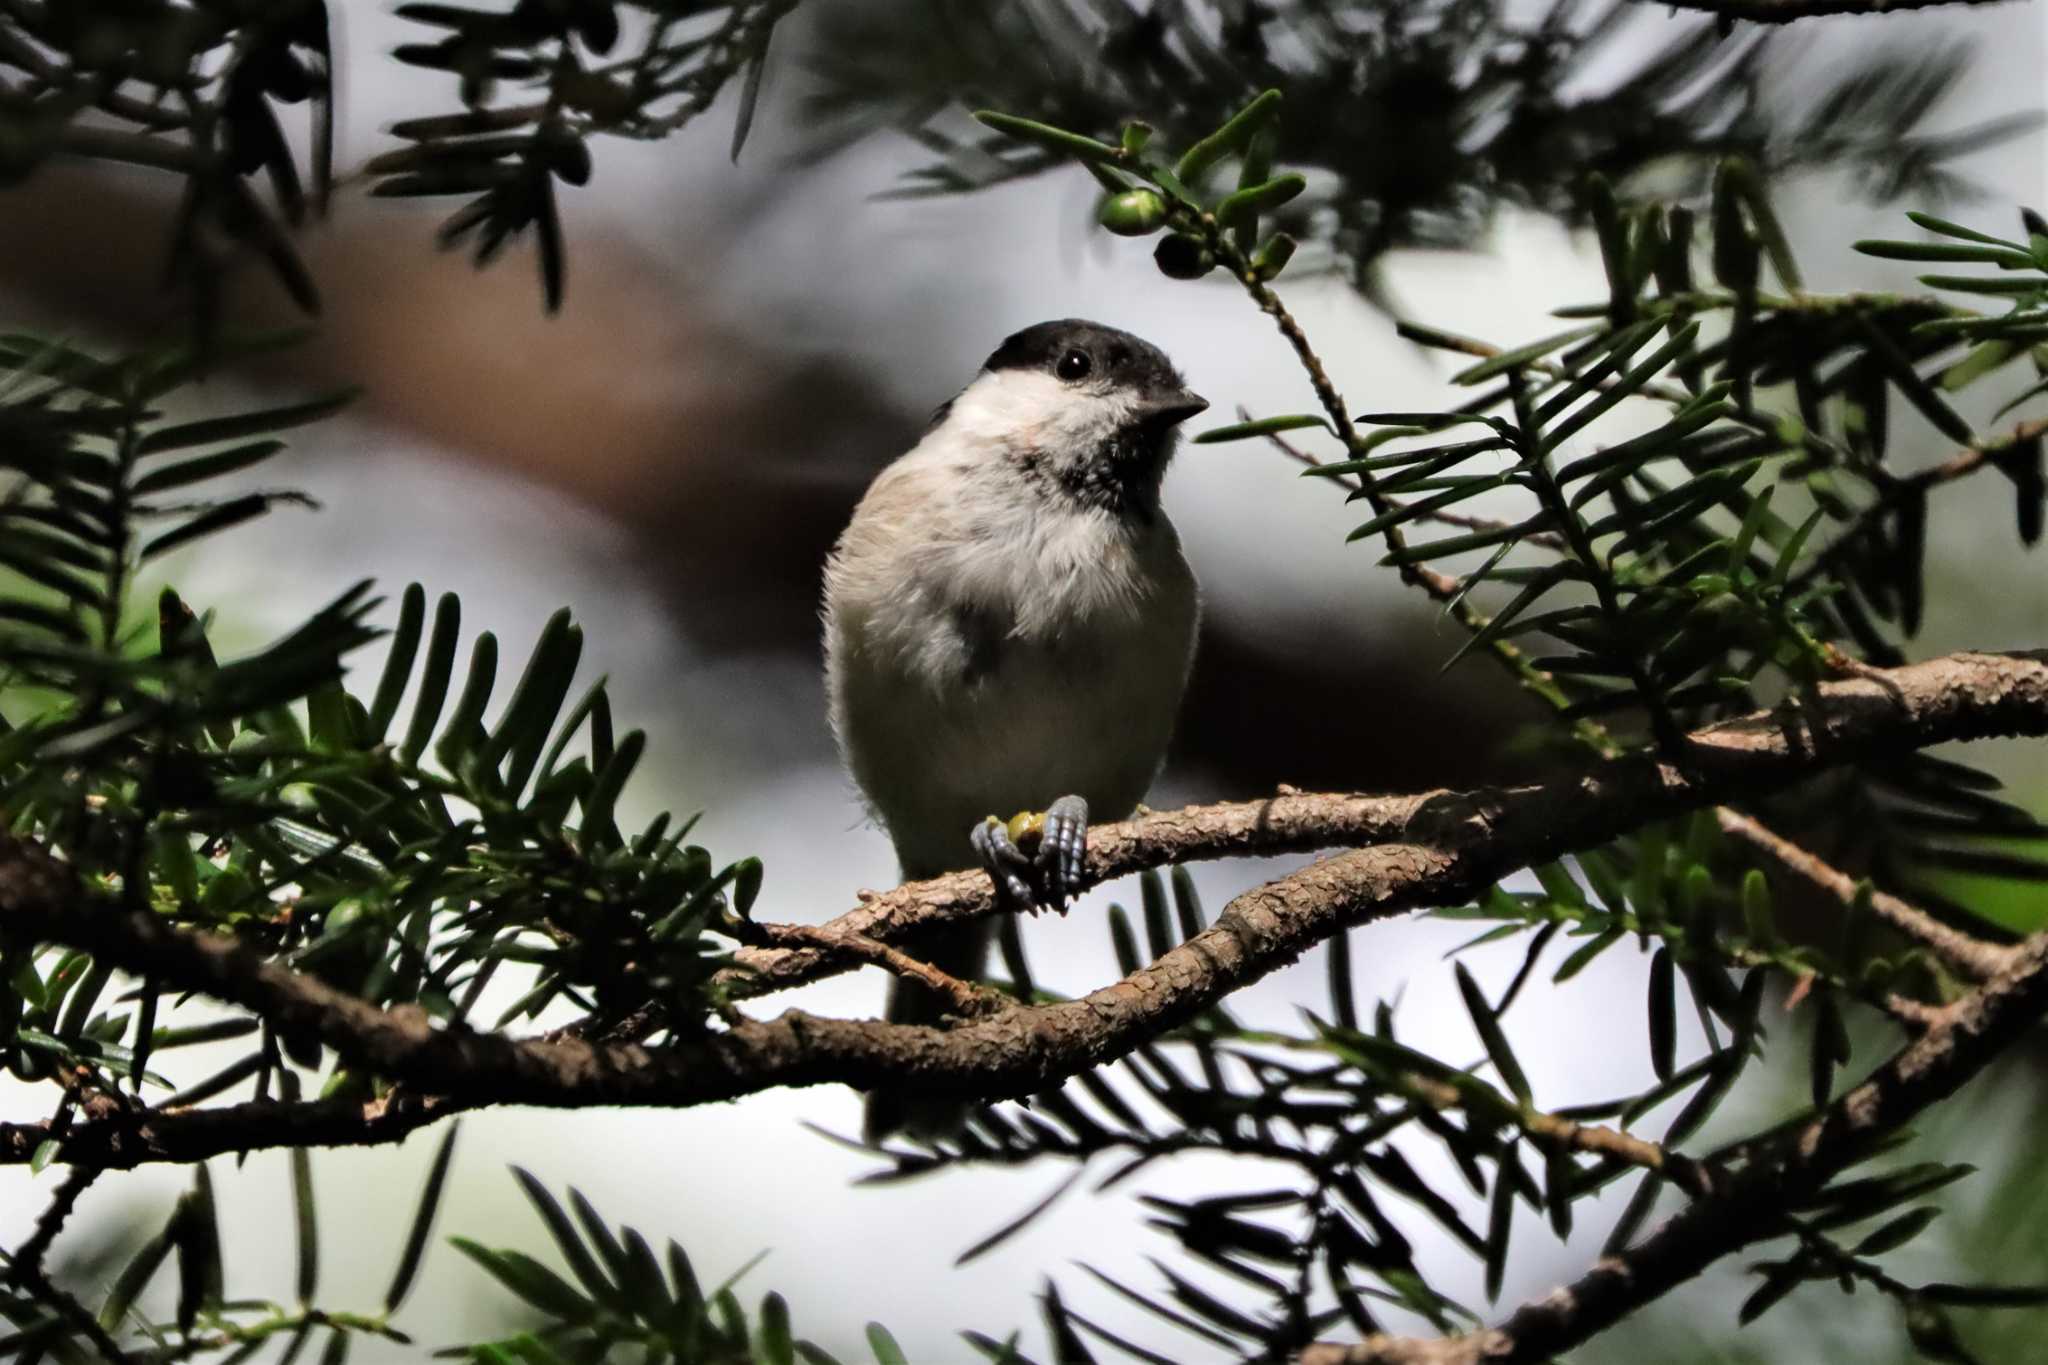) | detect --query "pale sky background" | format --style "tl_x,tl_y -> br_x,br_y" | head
5,1 -> 2047,1361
